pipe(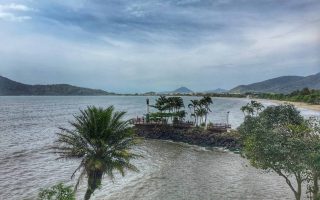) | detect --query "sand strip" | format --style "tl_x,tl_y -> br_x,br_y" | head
255,99 -> 320,112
